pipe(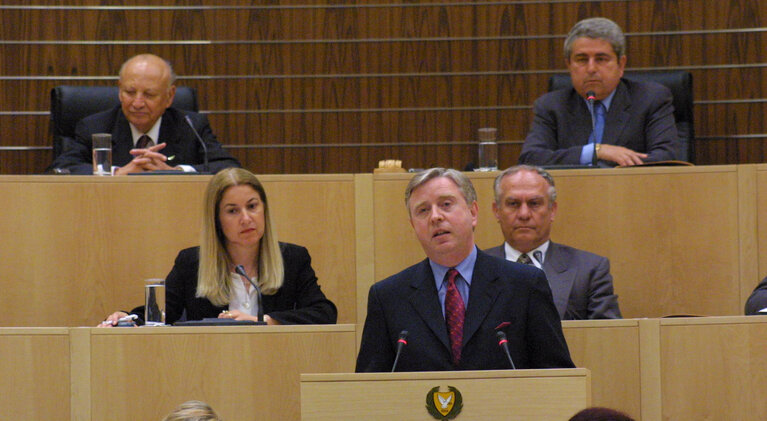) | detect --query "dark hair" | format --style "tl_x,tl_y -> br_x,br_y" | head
569,406 -> 635,421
